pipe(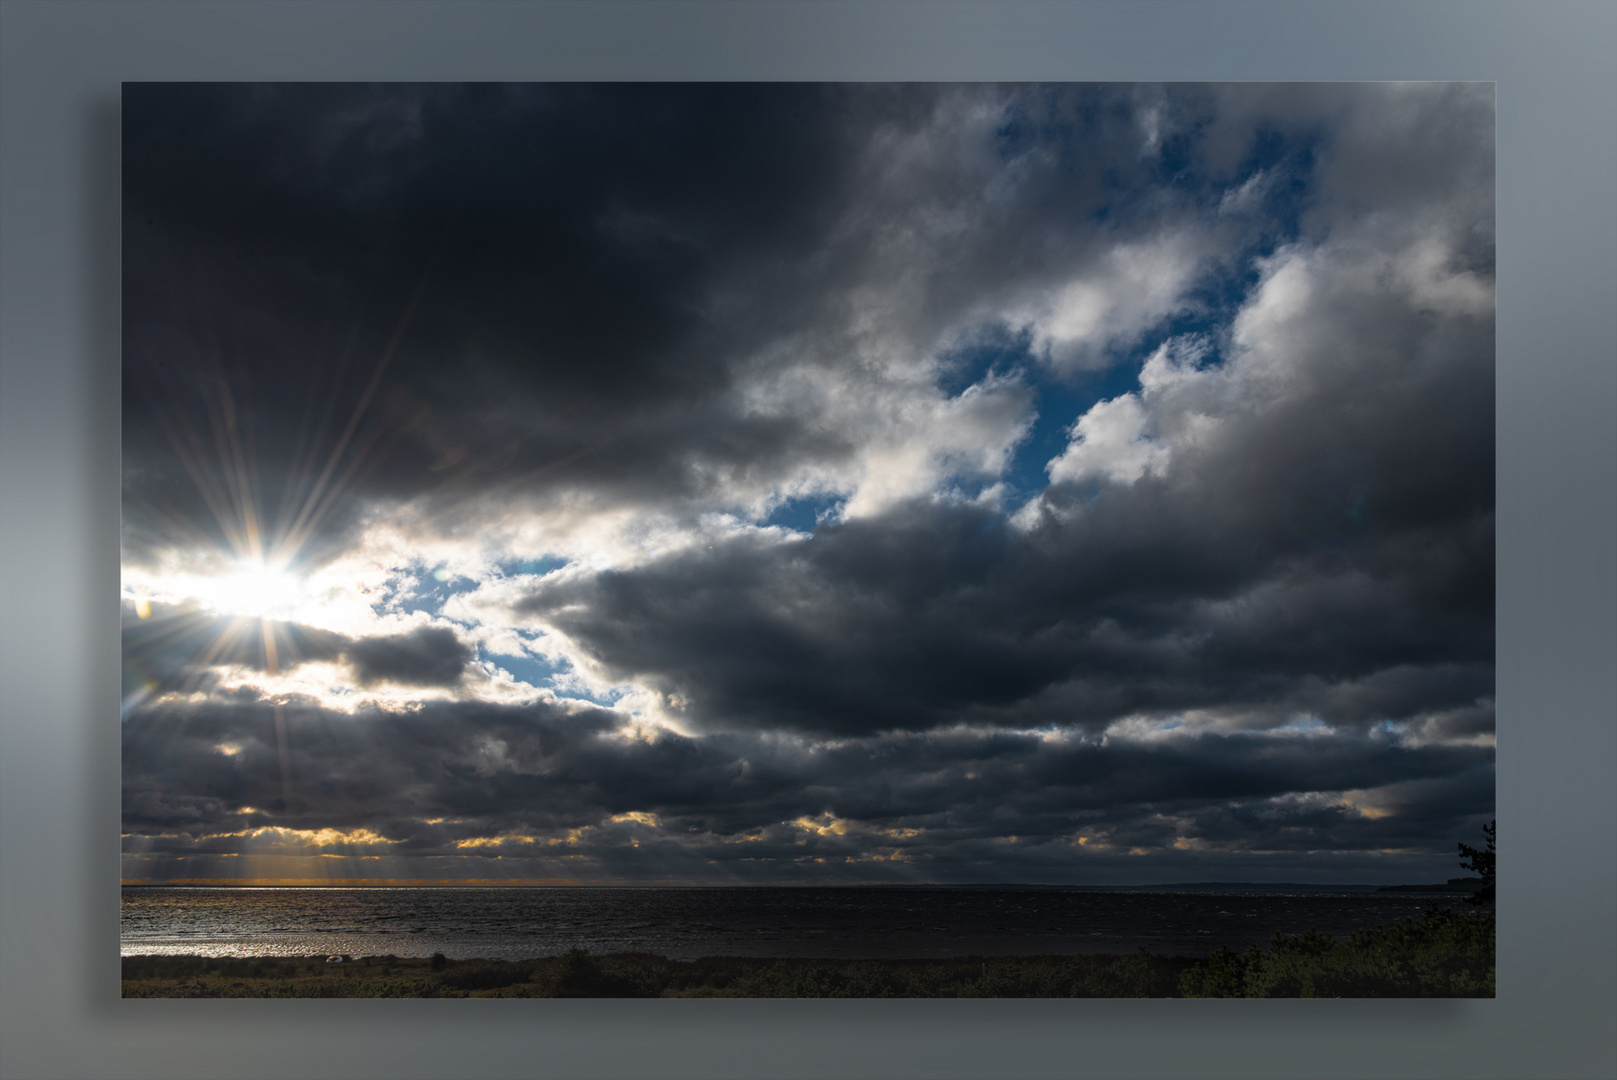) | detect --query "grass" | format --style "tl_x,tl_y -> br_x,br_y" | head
121,950 -> 1197,998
